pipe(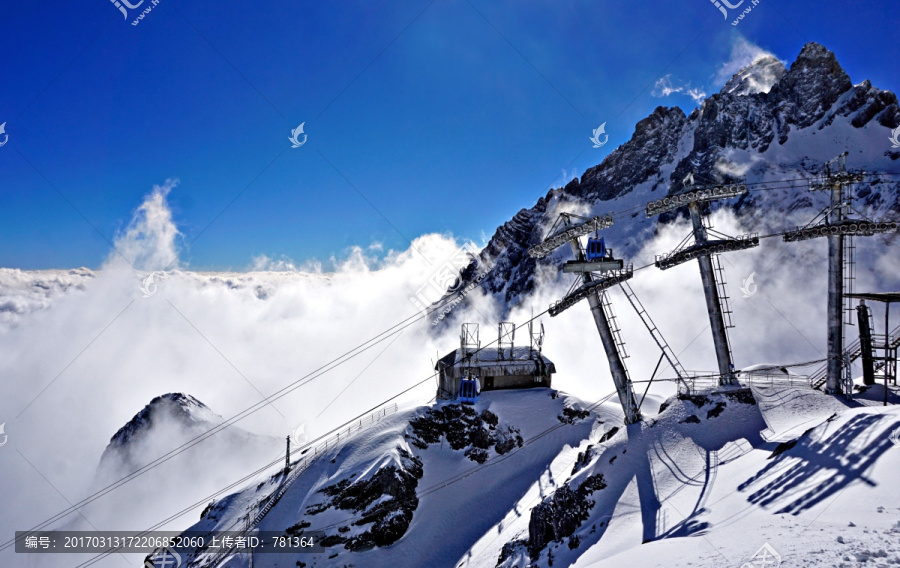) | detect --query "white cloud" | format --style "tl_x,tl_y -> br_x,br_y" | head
0,187 -> 486,566
250,254 -> 299,272
651,74 -> 707,104
107,179 -> 182,271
